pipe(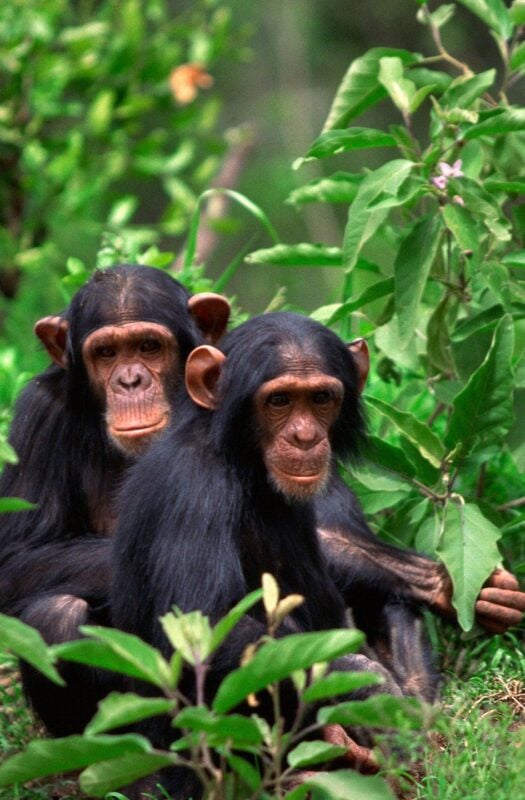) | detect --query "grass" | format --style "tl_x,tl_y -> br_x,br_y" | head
0,625 -> 524,800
